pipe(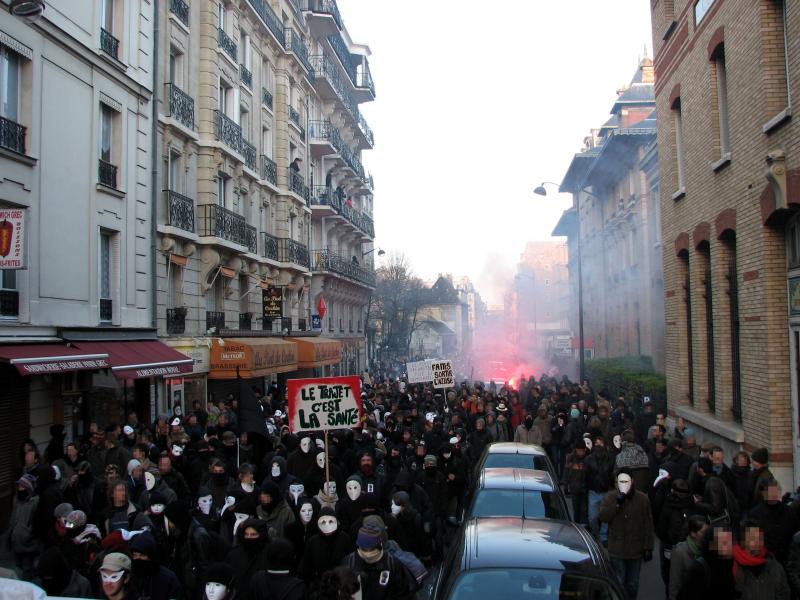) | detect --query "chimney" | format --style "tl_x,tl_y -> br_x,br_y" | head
640,57 -> 654,84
